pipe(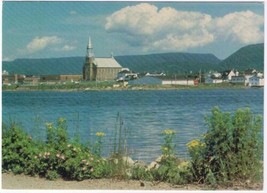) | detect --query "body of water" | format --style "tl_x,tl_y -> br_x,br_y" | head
2,88 -> 263,162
